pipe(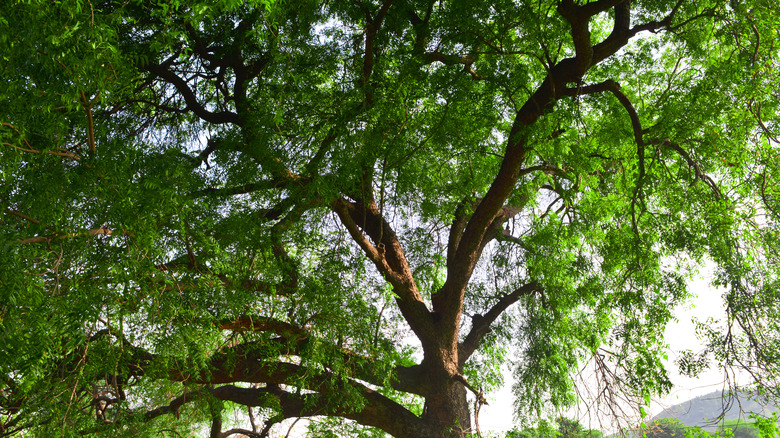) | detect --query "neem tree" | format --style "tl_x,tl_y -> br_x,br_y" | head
1,0 -> 779,437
